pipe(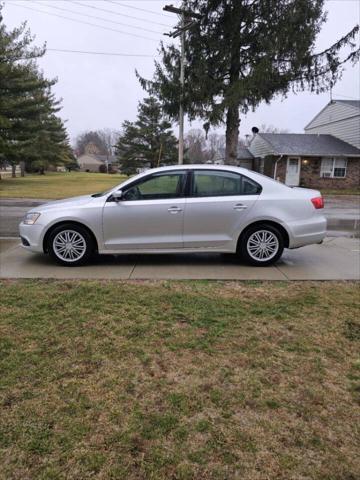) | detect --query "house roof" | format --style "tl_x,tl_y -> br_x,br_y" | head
77,153 -> 117,164
237,146 -> 254,159
304,99 -> 360,130
334,99 -> 360,110
258,133 -> 360,157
